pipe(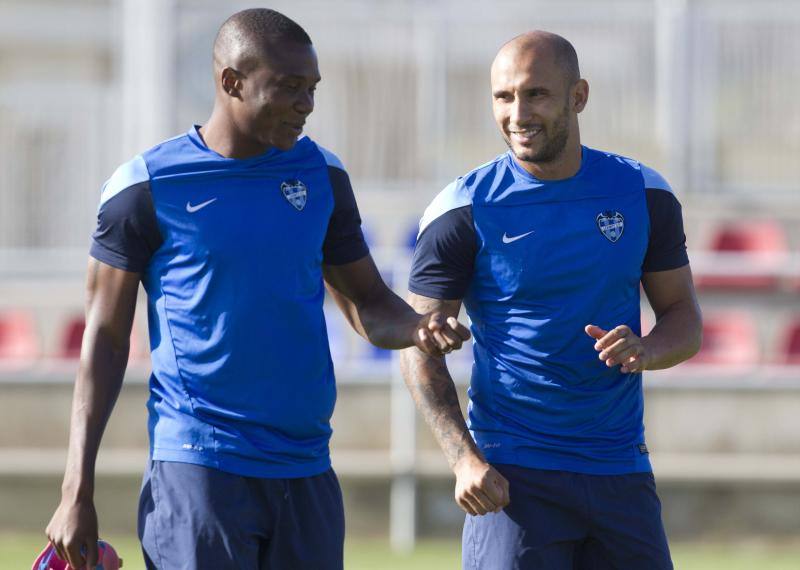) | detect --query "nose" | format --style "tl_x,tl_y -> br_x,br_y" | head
294,89 -> 314,116
508,95 -> 525,127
